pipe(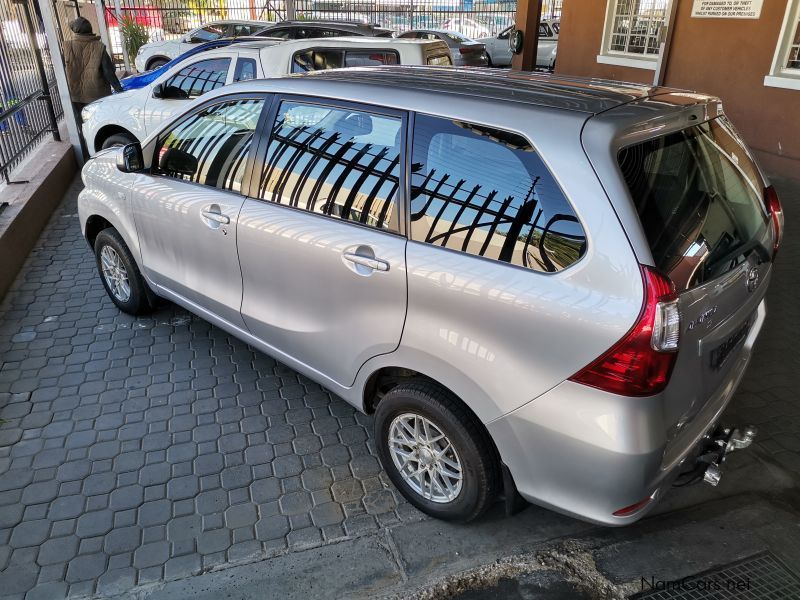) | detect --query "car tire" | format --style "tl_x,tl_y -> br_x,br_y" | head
101,132 -> 137,150
486,55 -> 494,67
374,380 -> 499,522
94,228 -> 153,315
147,58 -> 168,70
